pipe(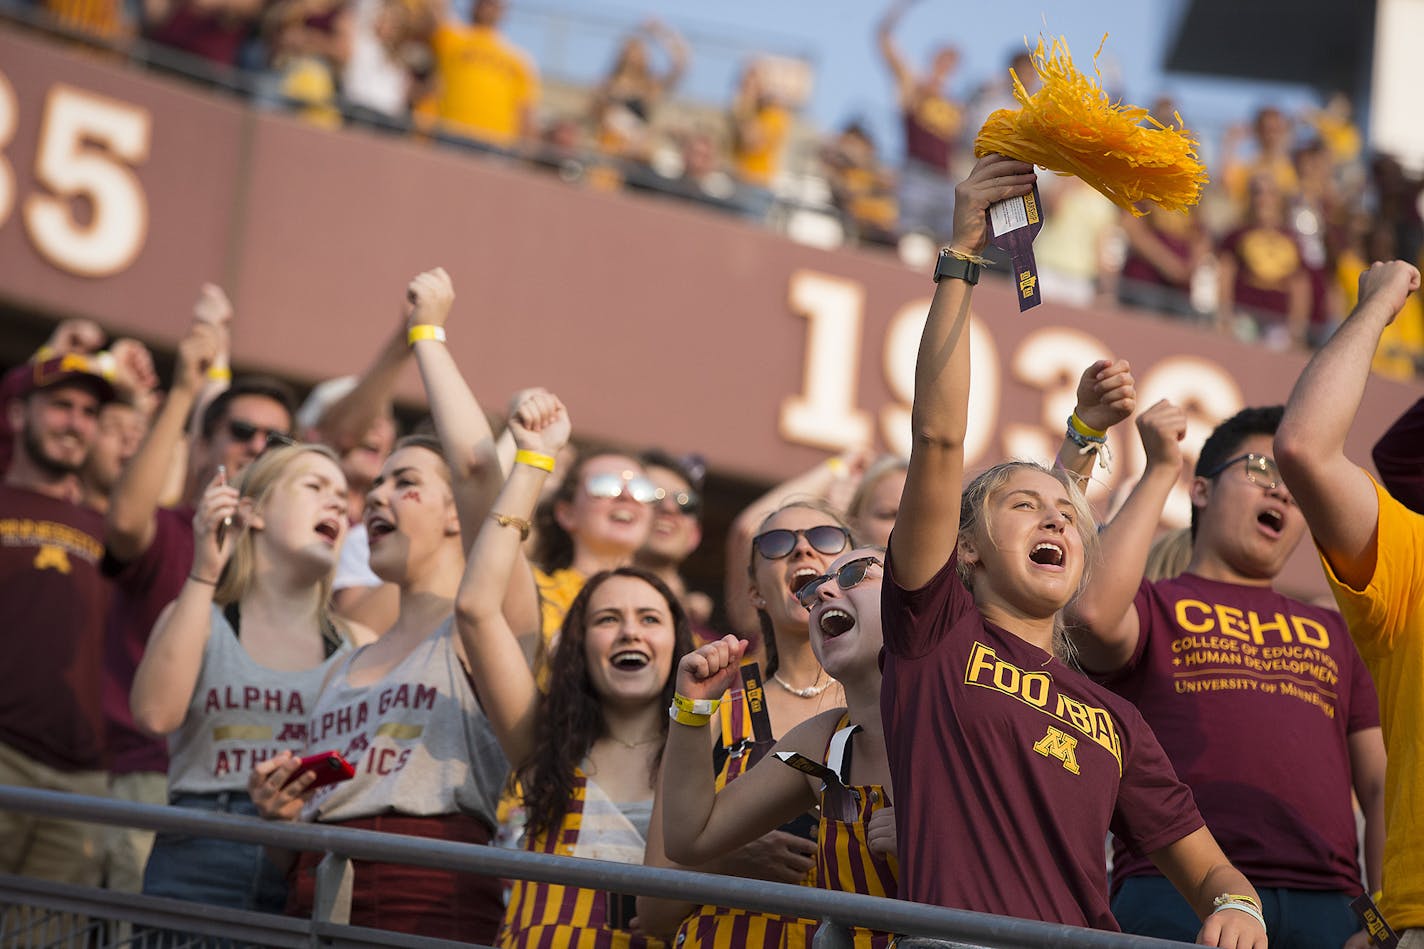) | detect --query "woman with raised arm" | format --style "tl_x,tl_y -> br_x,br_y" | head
638,498 -> 857,944
247,268 -> 515,942
659,545 -> 897,948
590,19 -> 688,161
455,388 -> 692,948
132,443 -> 364,913
880,153 -> 1267,945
